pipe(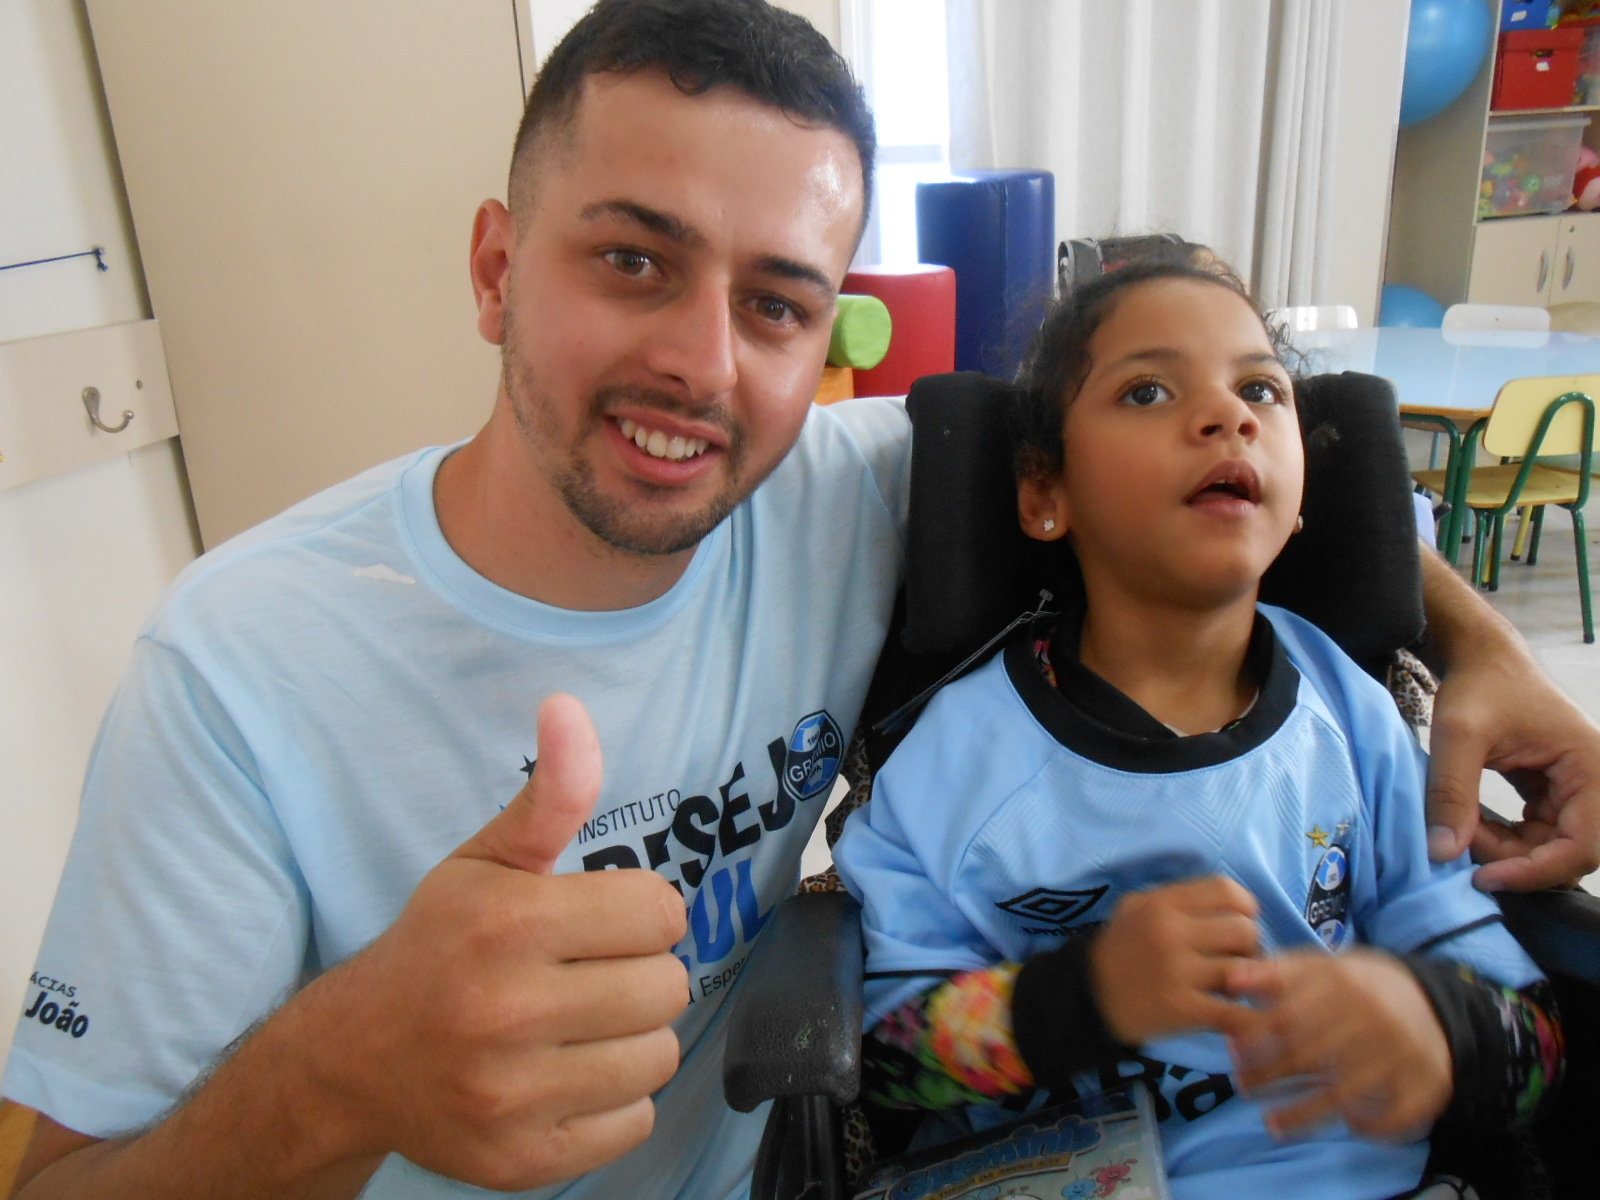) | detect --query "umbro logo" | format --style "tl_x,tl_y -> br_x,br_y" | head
995,885 -> 1108,928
